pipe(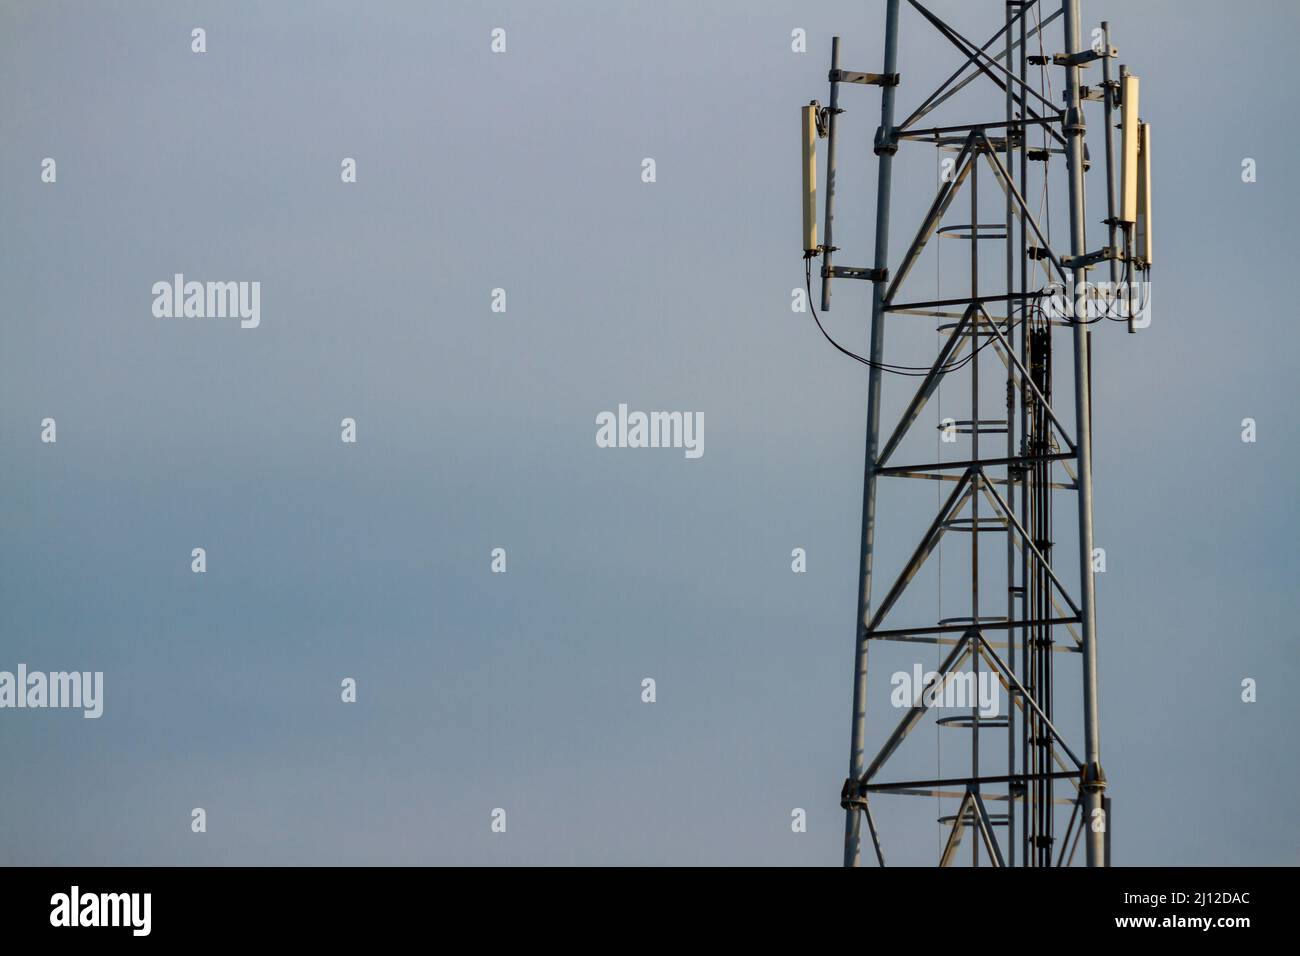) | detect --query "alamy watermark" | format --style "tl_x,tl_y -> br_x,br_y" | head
152,274 -> 260,329
50,886 -> 150,936
0,665 -> 103,718
890,663 -> 1001,718
596,404 -> 703,459
1040,278 -> 1152,328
